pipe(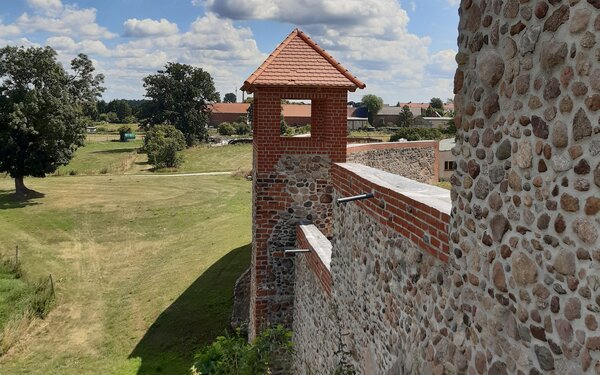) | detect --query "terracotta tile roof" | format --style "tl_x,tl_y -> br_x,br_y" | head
211,103 -> 250,114
282,104 -> 311,117
210,102 -> 311,117
242,28 -> 365,92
